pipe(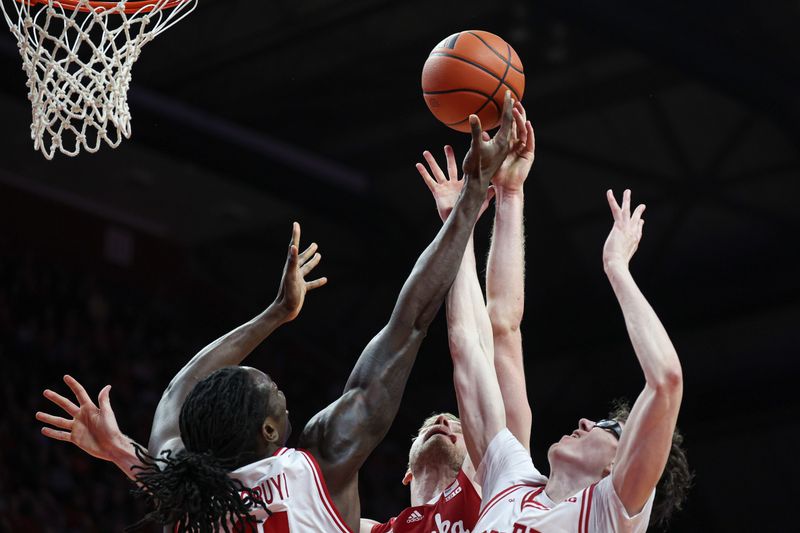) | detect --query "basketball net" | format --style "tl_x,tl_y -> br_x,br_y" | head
0,0 -> 197,159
